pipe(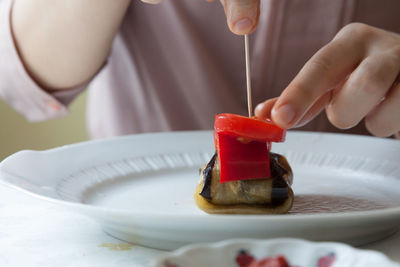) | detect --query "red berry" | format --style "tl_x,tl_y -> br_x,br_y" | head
318,254 -> 335,267
248,255 -> 290,267
236,250 -> 255,267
